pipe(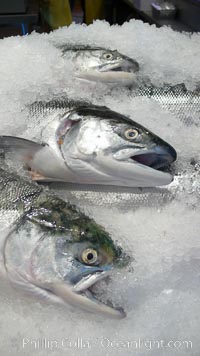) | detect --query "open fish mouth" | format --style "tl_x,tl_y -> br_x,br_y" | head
50,270 -> 126,319
72,270 -> 126,319
111,144 -> 177,186
110,66 -> 132,73
98,60 -> 139,74
130,151 -> 176,172
127,146 -> 177,172
22,268 -> 125,319
75,58 -> 139,84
